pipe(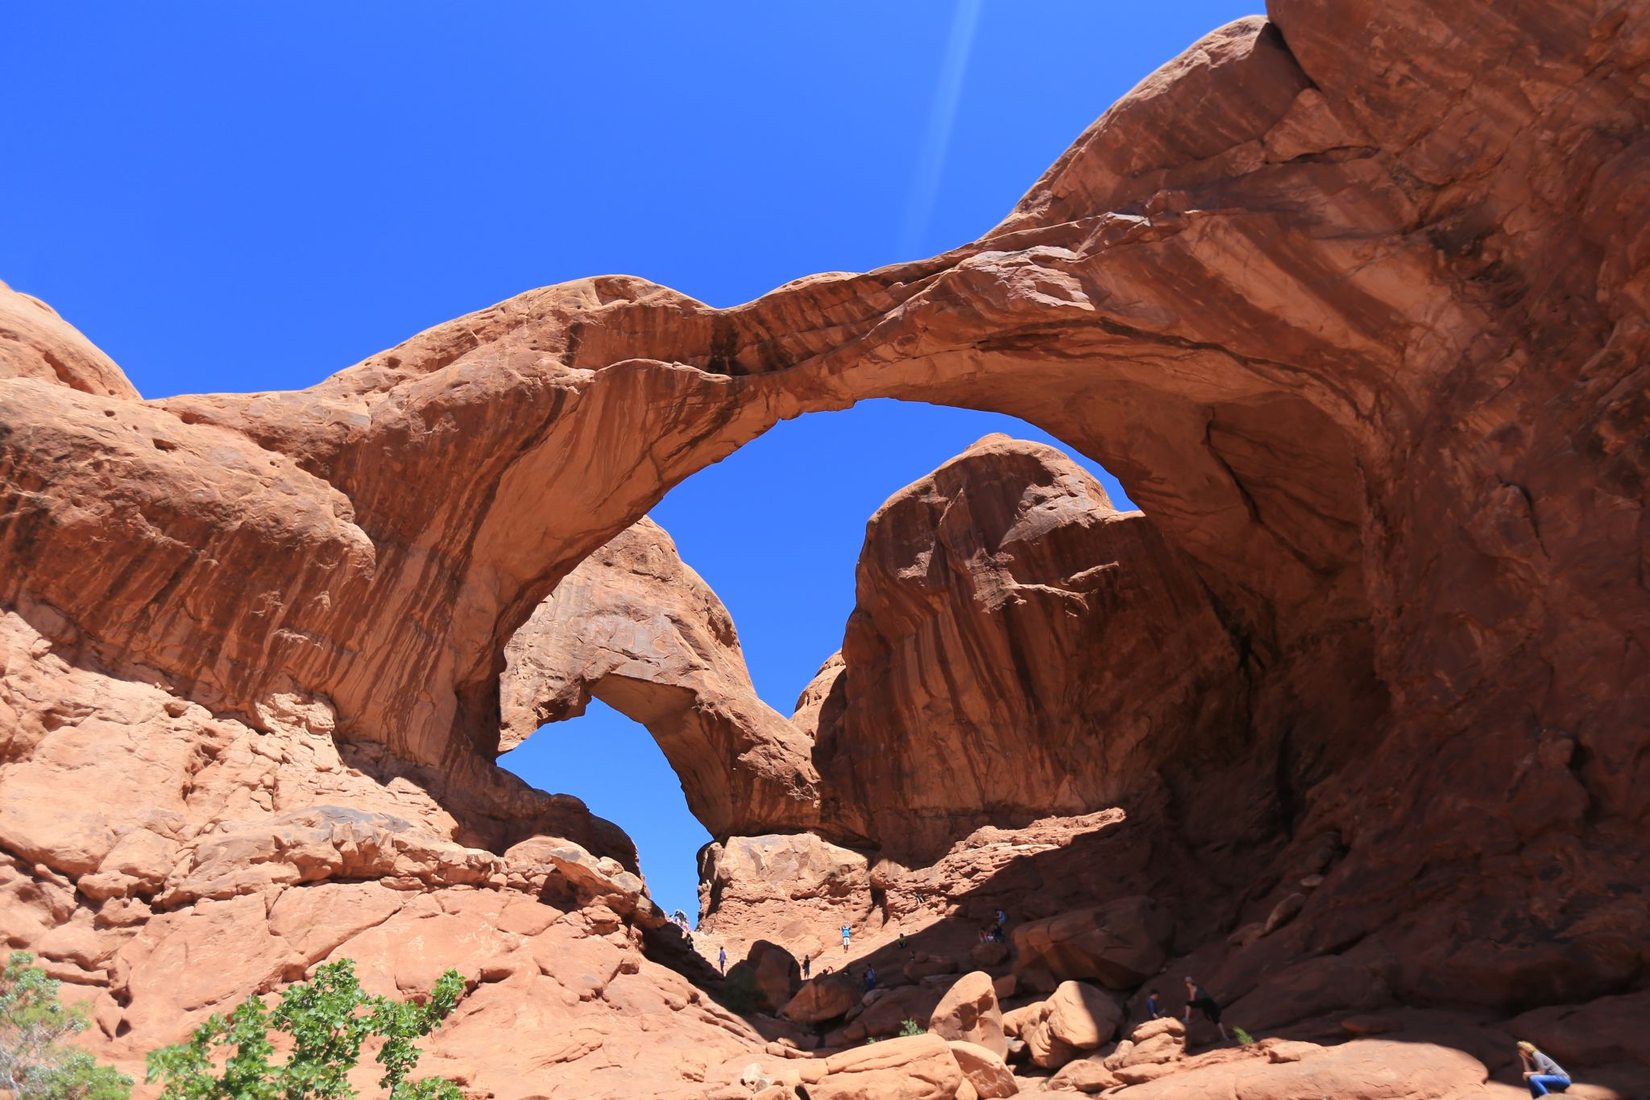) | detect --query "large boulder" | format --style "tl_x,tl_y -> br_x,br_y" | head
1048,1056 -> 1122,1094
1510,988 -> 1650,1072
1007,981 -> 1123,1071
1046,981 -> 1125,1050
725,940 -> 800,1013
835,985 -> 945,1044
1011,897 -> 1172,988
1104,1038 -> 1489,1099
782,974 -> 860,1024
812,1033 -> 964,1100
929,971 -> 1007,1058
698,833 -> 873,960
948,1040 -> 1018,1098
